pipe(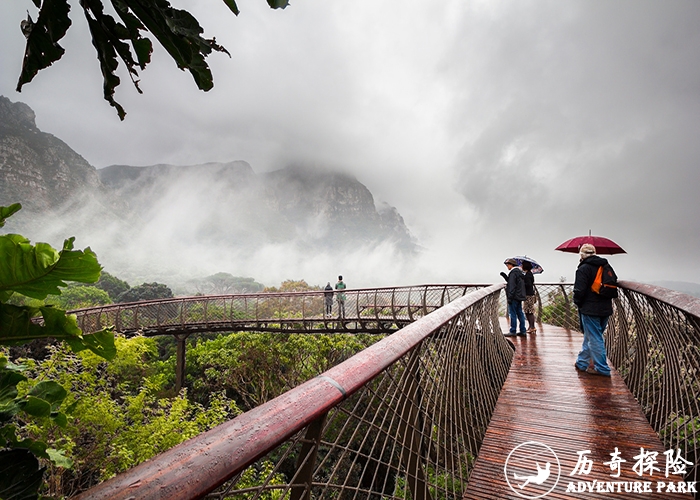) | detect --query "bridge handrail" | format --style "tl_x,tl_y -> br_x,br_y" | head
605,280 -> 700,486
67,284 -> 492,313
75,283 -> 510,500
68,284 -> 491,393
536,280 -> 700,487
617,280 -> 700,317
